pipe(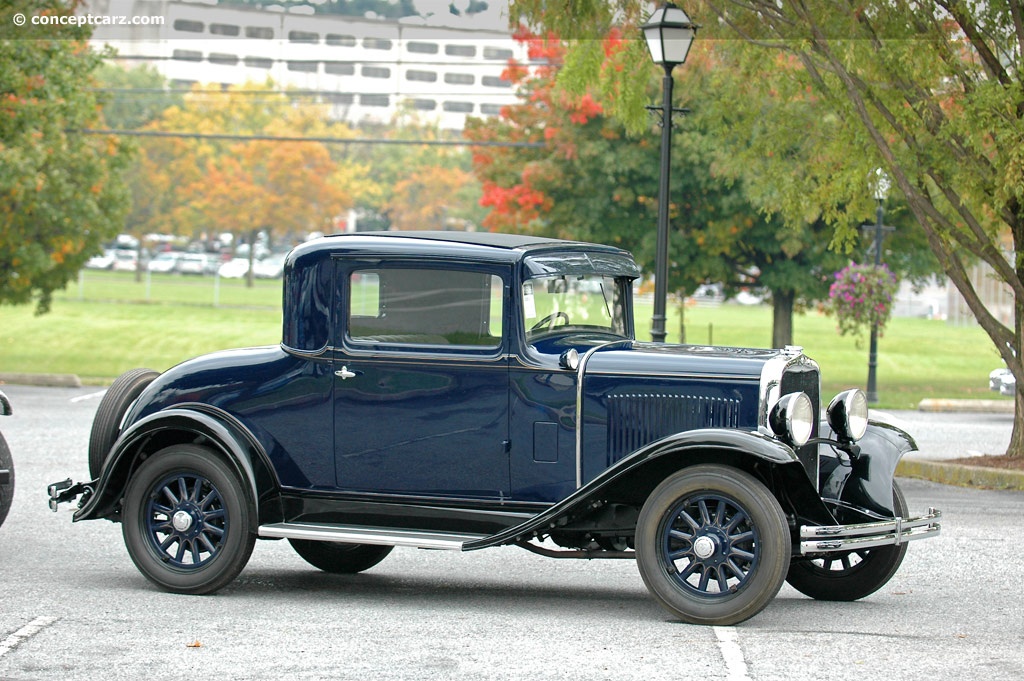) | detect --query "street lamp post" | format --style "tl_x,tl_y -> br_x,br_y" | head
641,3 -> 698,343
866,168 -> 892,404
